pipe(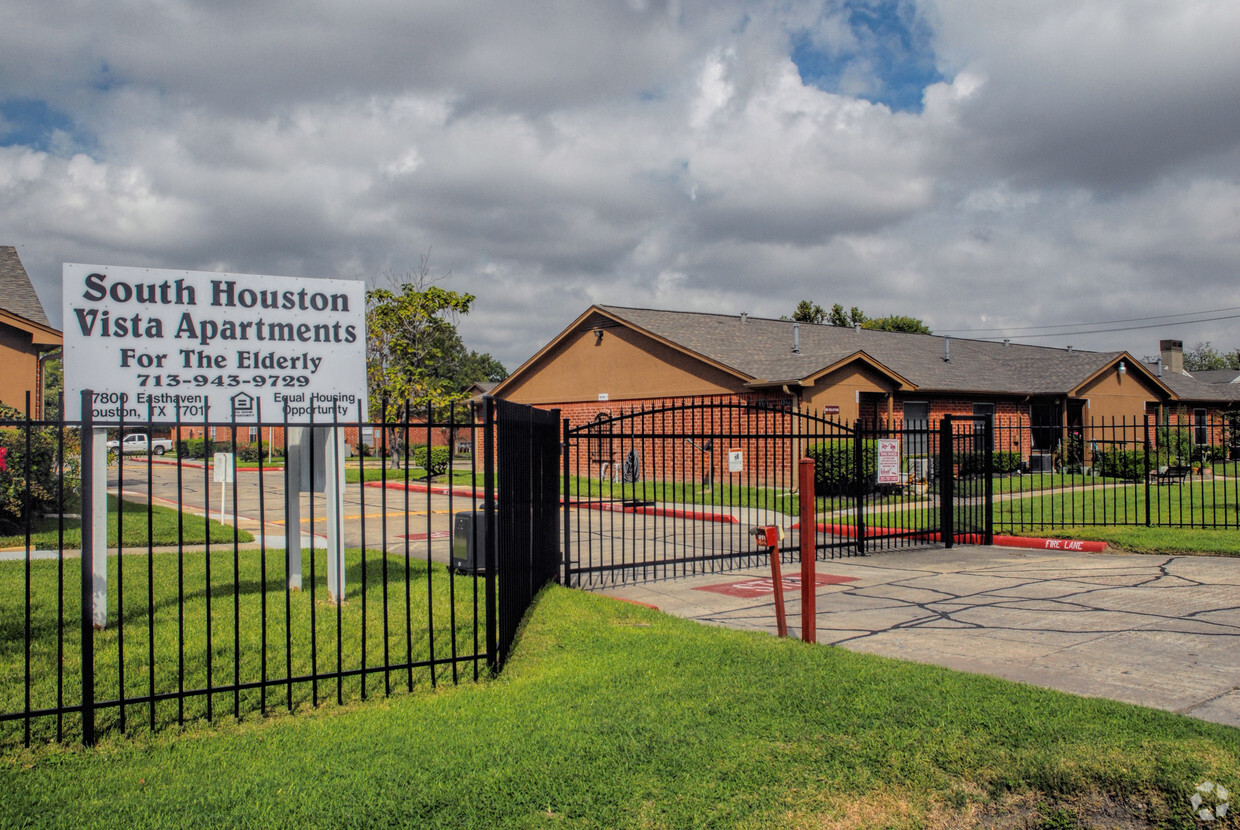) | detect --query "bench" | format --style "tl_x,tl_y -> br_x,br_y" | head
1153,465 -> 1191,484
